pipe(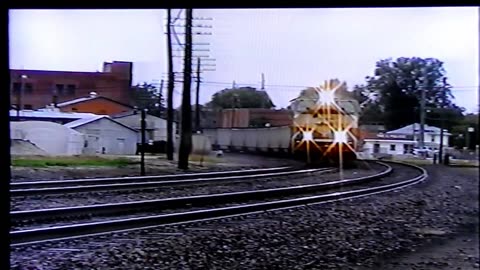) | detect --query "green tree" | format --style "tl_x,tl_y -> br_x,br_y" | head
358,57 -> 464,130
206,87 -> 275,109
131,82 -> 165,117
